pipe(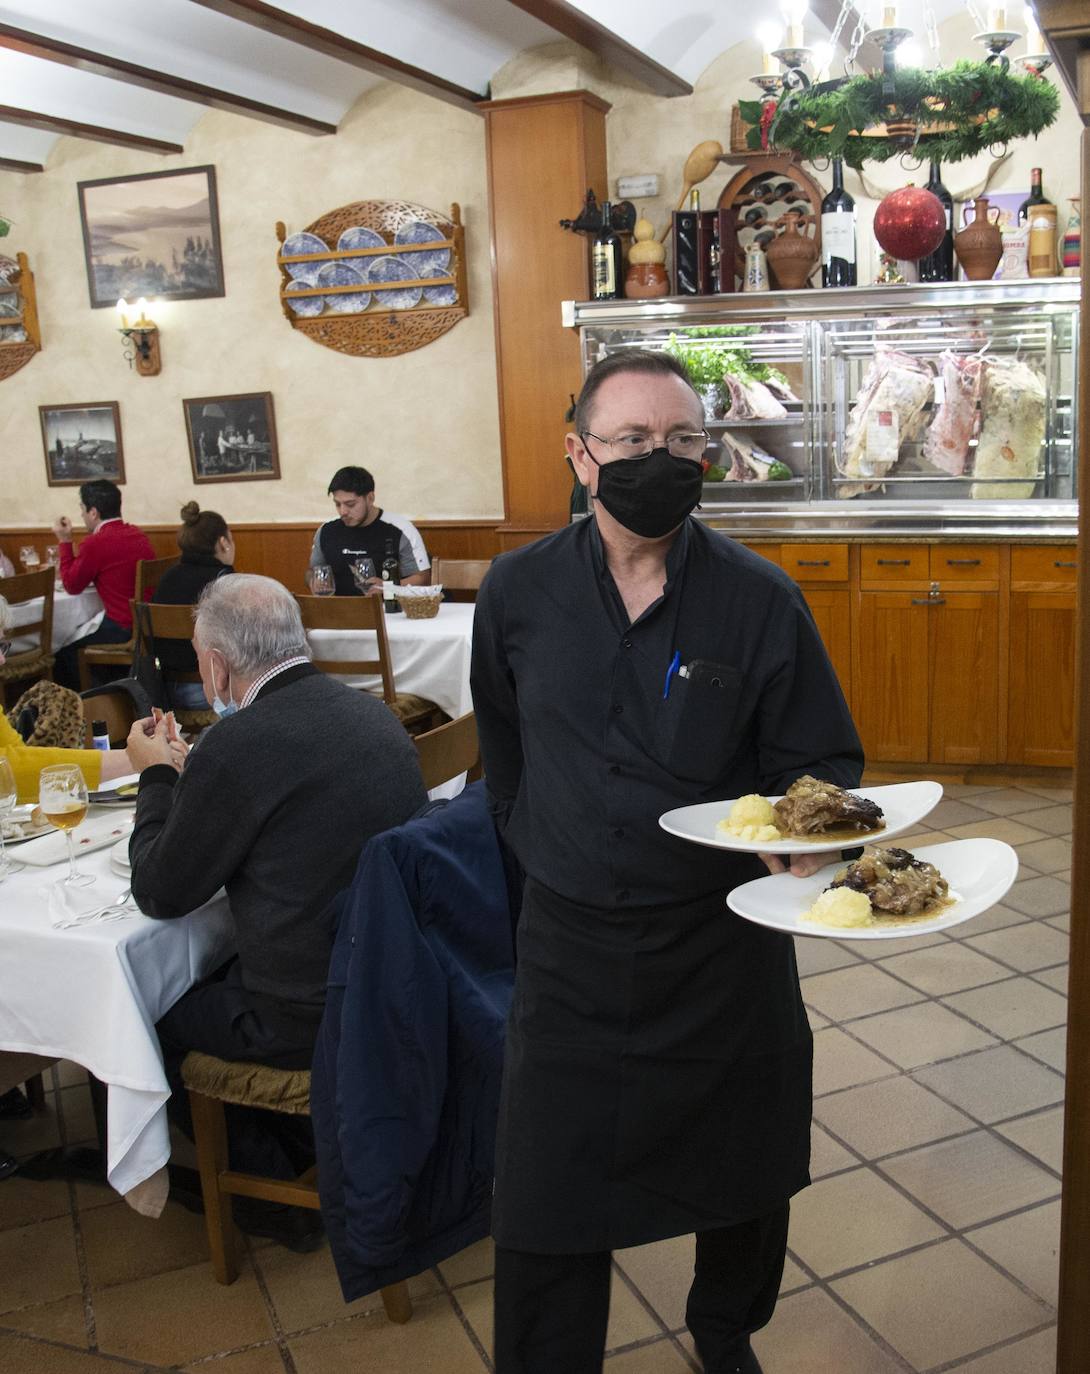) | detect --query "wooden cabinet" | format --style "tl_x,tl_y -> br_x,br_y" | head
854,592 -> 931,762
928,590 -> 1001,765
803,587 -> 853,711
1007,546 -> 1077,767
